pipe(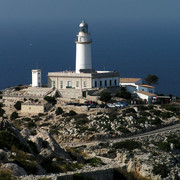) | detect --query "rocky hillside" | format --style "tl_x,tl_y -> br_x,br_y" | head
0,99 -> 180,179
